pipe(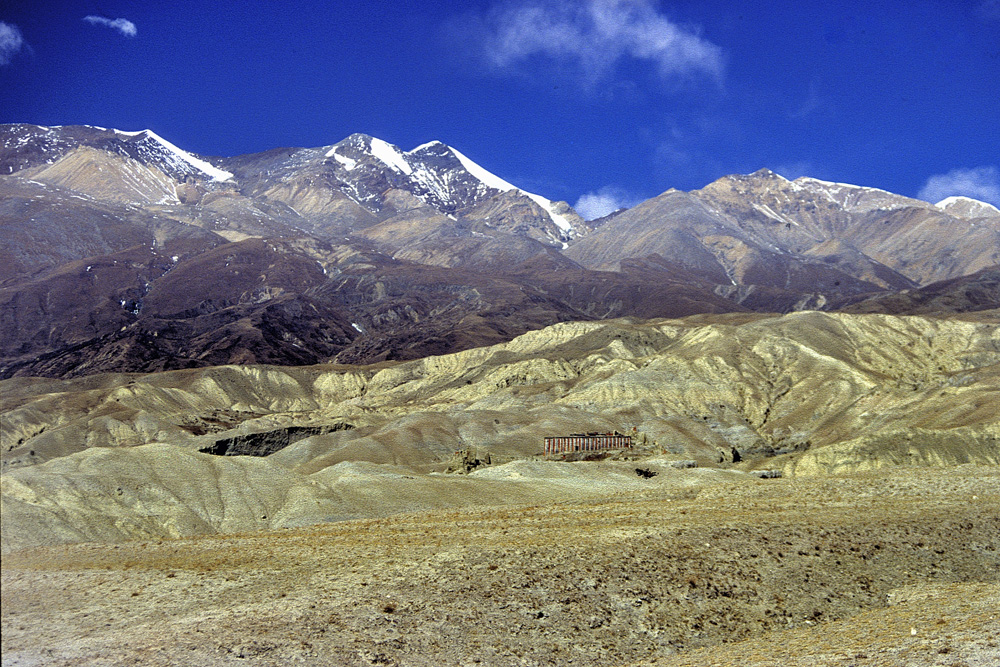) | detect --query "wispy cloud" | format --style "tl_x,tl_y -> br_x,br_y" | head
917,166 -> 1000,206
574,186 -> 643,220
790,81 -> 822,119
83,15 -> 138,38
772,162 -> 815,180
0,21 -> 25,66
459,0 -> 723,87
